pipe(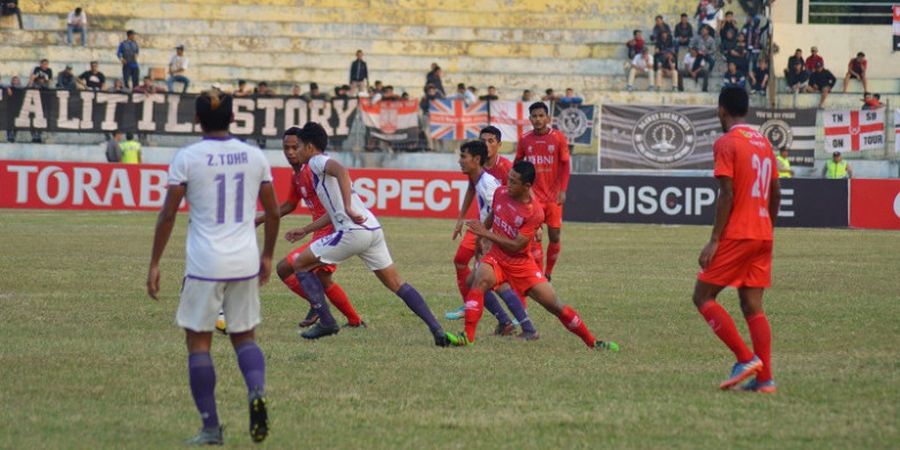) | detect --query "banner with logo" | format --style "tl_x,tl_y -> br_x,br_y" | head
599,104 -> 720,170
894,5 -> 900,51
745,108 -> 816,167
824,108 -> 886,152
850,178 -> 900,230
488,100 -> 532,143
0,89 -> 358,142
553,104 -> 596,146
358,98 -> 420,146
429,99 -> 489,140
